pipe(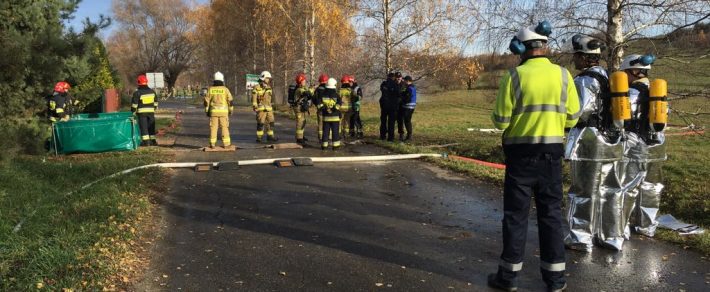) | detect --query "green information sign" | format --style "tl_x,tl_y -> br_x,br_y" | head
246,74 -> 259,91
